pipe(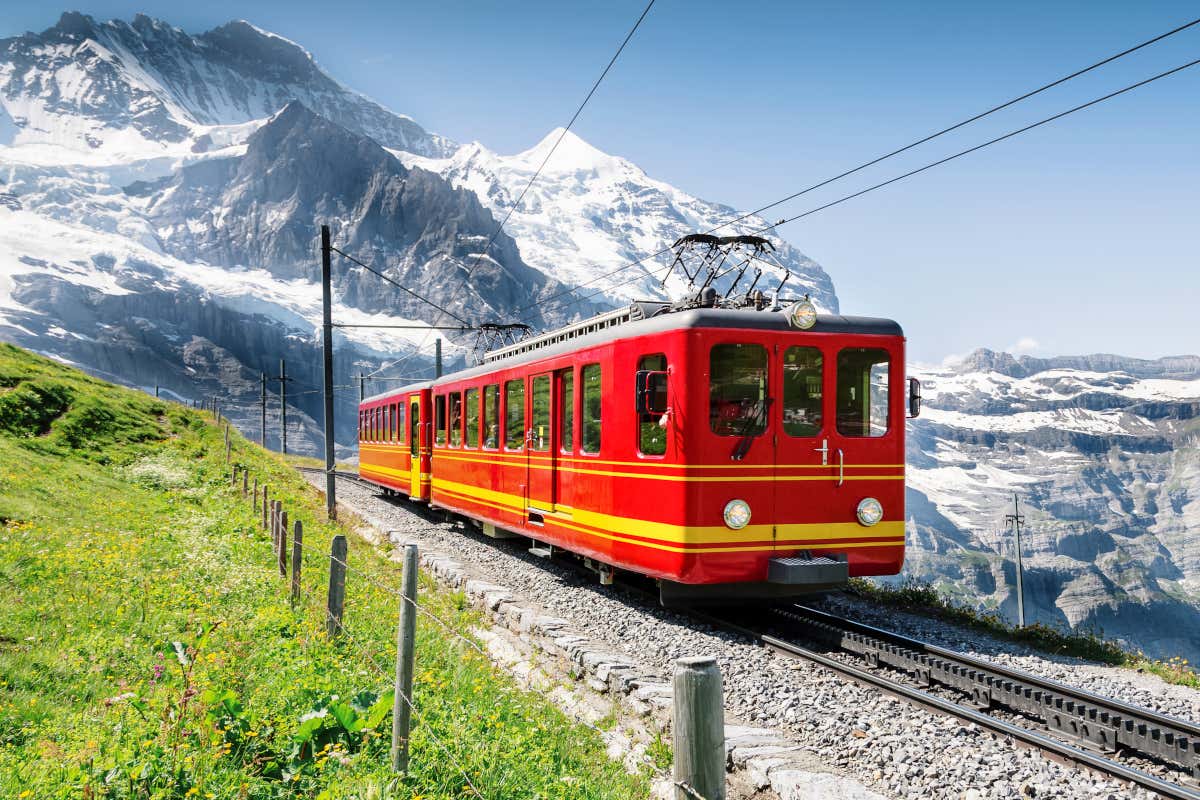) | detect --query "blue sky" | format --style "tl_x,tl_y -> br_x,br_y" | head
2,1 -> 1197,363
